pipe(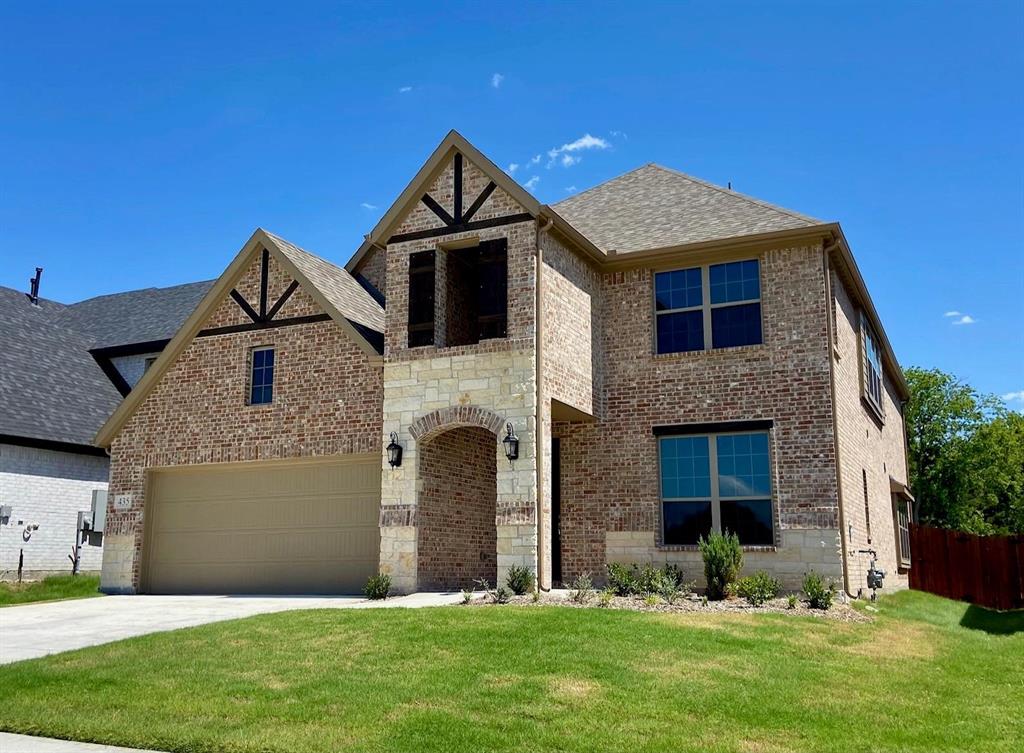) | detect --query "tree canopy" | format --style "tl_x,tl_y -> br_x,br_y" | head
905,367 -> 1024,534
